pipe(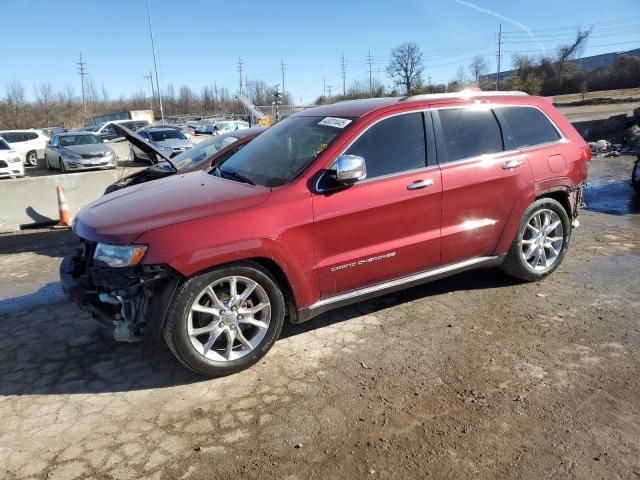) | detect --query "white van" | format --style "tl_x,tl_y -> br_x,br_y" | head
0,129 -> 49,166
